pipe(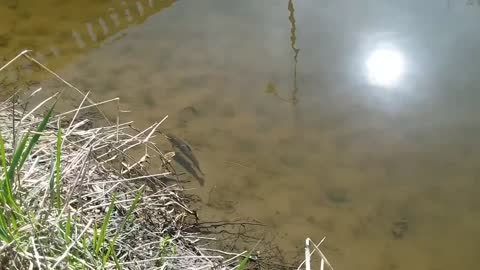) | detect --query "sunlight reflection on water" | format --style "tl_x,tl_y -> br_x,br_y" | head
366,45 -> 406,88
